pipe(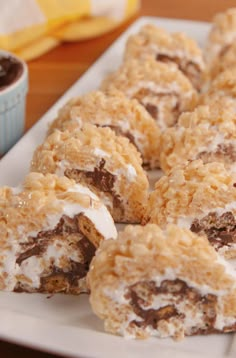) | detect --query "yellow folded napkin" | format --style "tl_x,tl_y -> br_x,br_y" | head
0,0 -> 140,61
